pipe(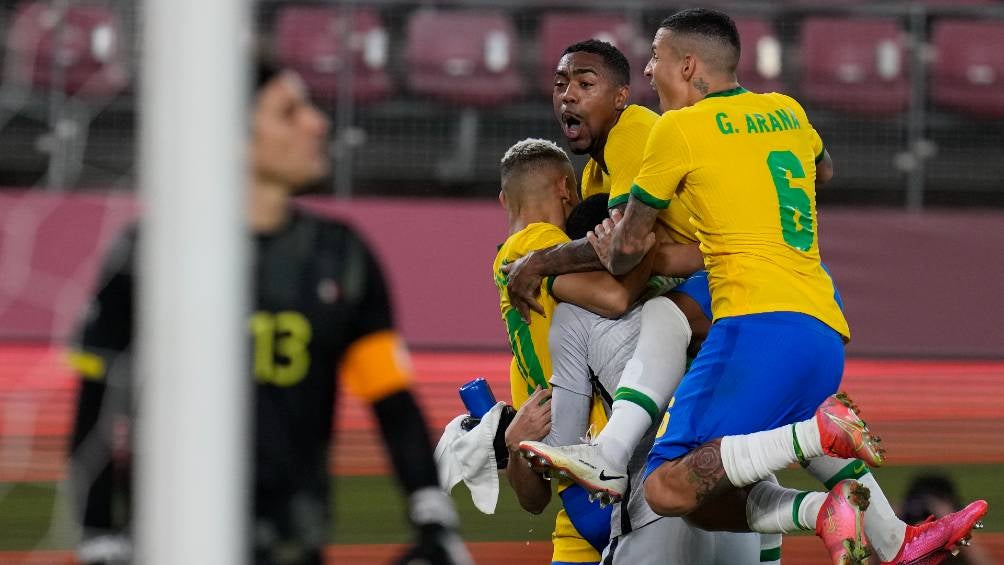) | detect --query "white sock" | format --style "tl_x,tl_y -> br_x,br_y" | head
598,297 -> 690,465
803,457 -> 906,561
746,480 -> 825,534
720,417 -> 825,487
759,533 -> 782,564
